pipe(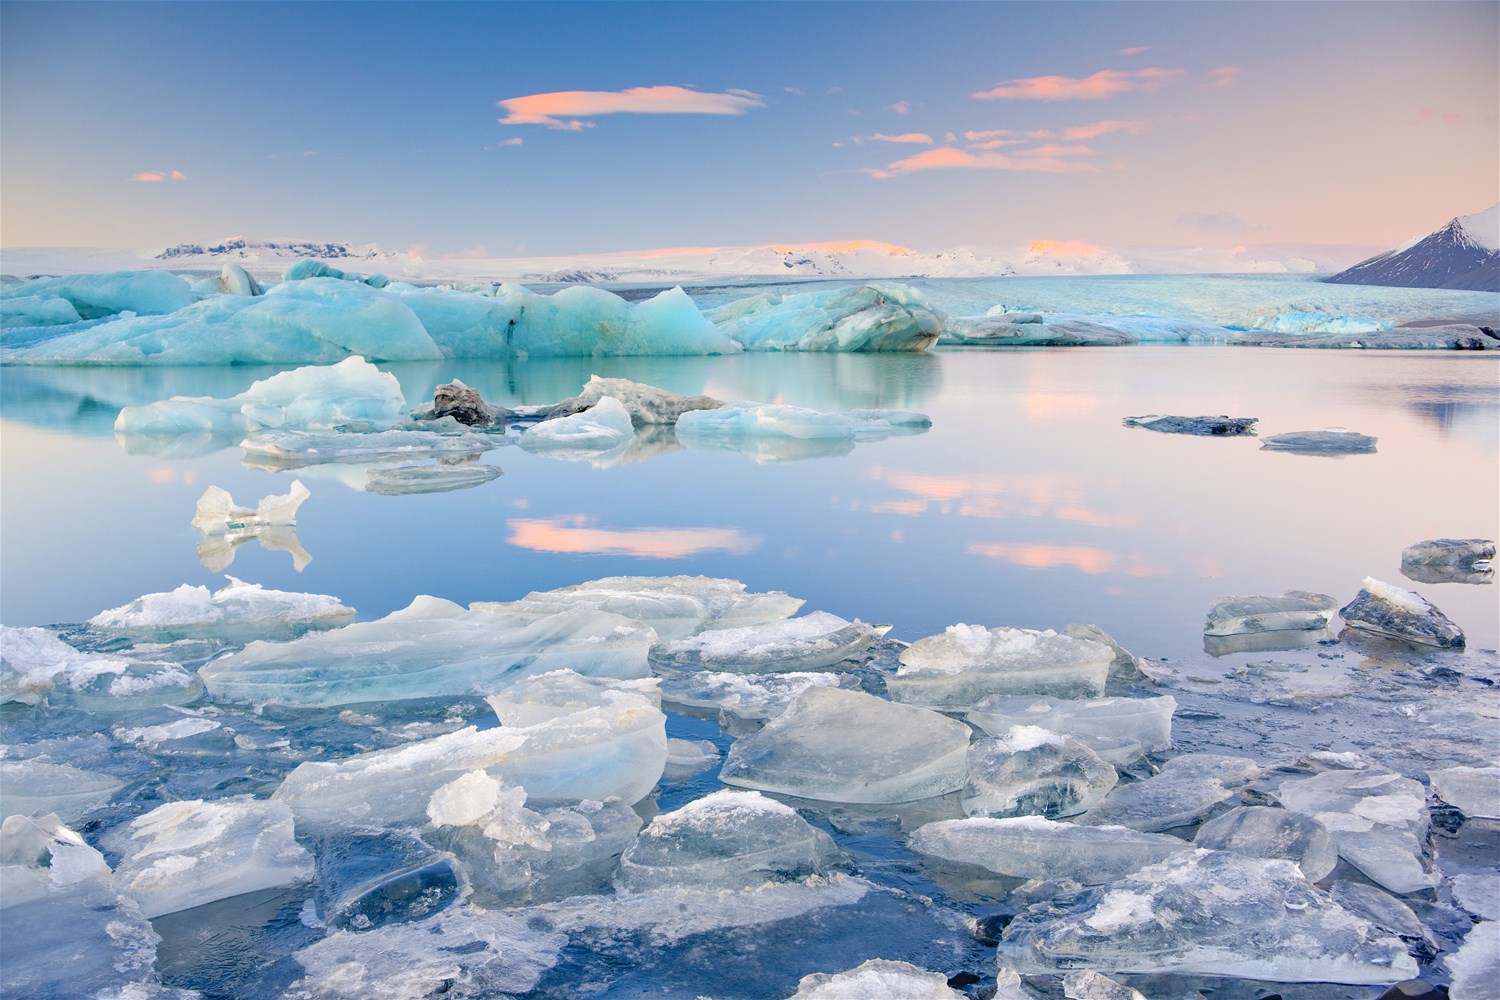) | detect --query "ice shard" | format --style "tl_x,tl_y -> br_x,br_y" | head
1084,754 -> 1261,832
709,283 -> 942,352
653,611 -> 888,673
1203,591 -> 1339,635
1260,429 -> 1378,454
0,760 -> 124,824
519,395 -> 634,453
1192,806 -> 1338,882
1428,765 -> 1500,819
1277,768 -> 1438,894
962,727 -> 1118,819
1339,577 -> 1466,648
967,694 -> 1176,758
909,816 -> 1189,885
887,624 -> 1113,709
787,958 -> 966,999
